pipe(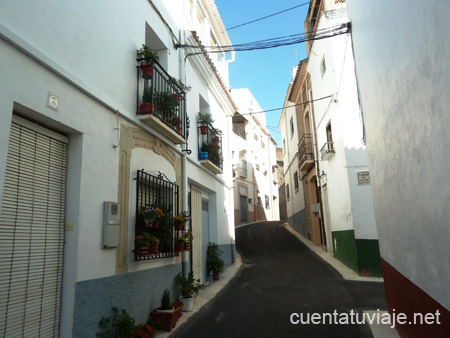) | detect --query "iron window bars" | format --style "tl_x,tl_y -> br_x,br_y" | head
134,170 -> 179,261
